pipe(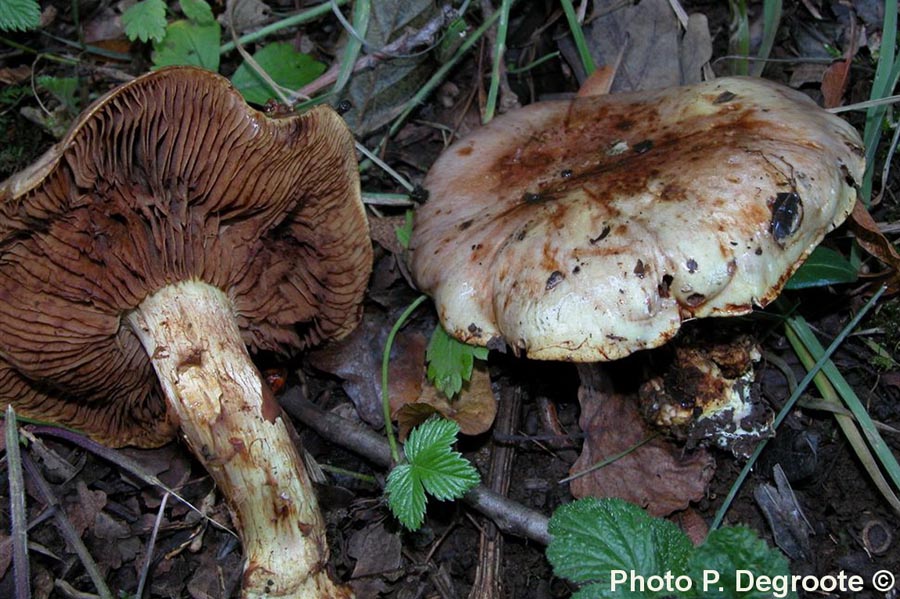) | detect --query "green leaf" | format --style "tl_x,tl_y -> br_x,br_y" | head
180,0 -> 214,24
385,463 -> 426,530
385,418 -> 480,530
687,527 -> 794,599
0,0 -> 41,31
395,209 -> 414,249
121,0 -> 167,43
547,498 -> 692,594
230,43 -> 326,105
406,419 -> 479,501
152,19 -> 221,71
37,76 -> 80,113
426,325 -> 489,399
784,246 -> 857,290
